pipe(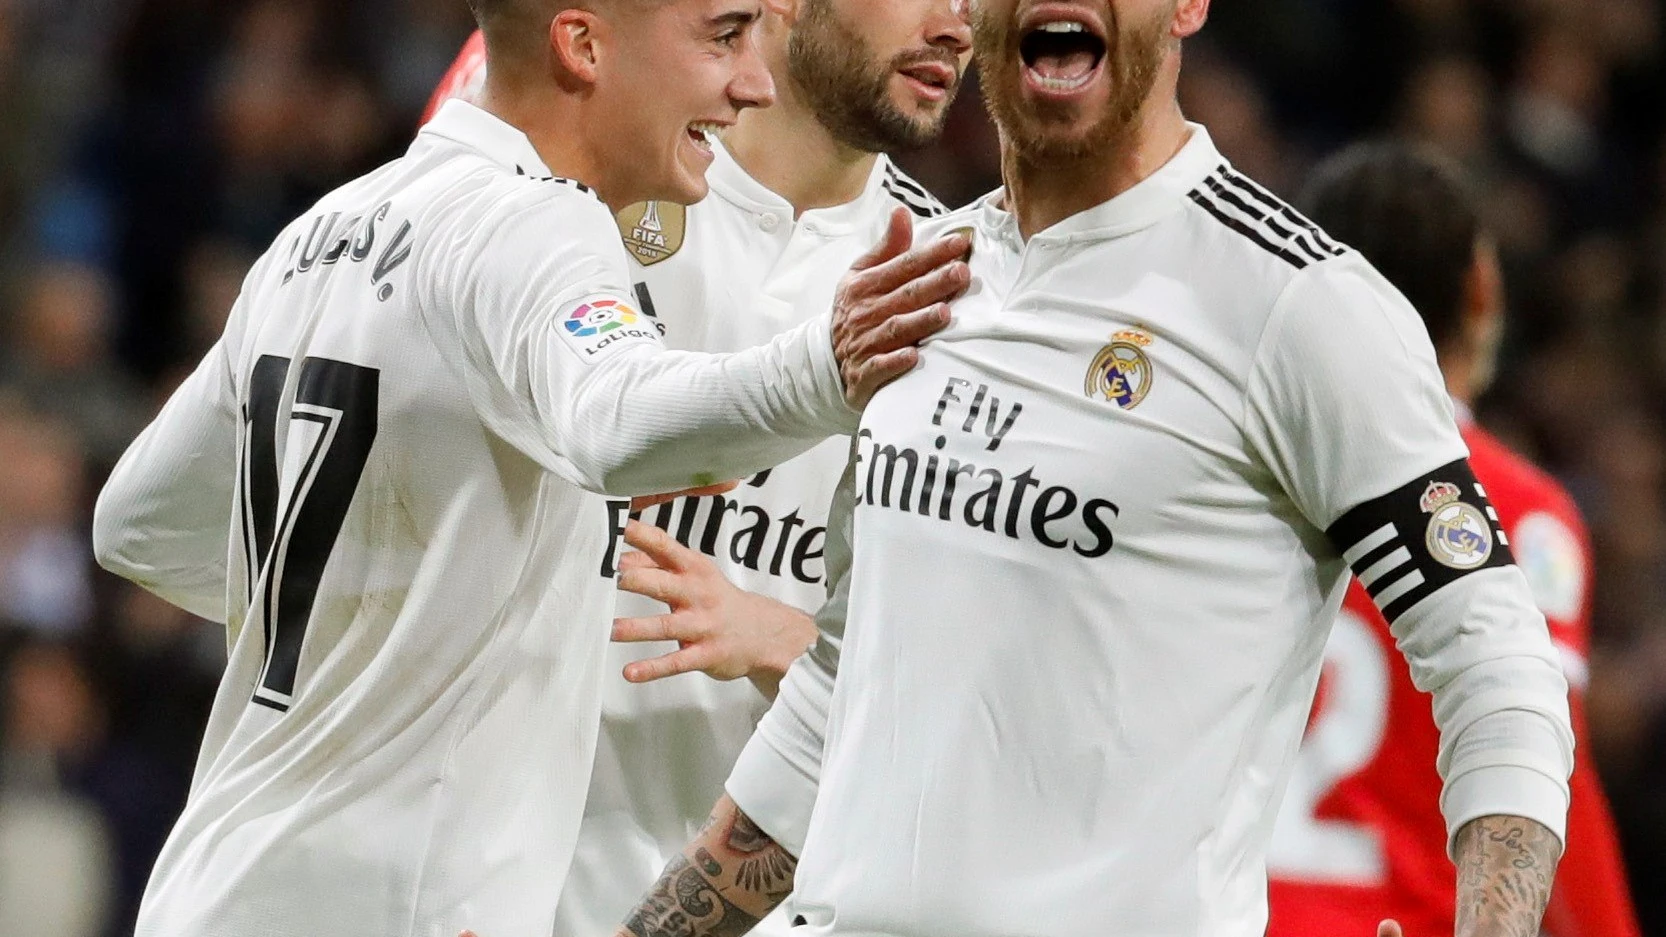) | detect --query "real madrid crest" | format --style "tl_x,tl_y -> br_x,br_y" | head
615,201 -> 687,266
1085,328 -> 1156,410
1420,480 -> 1494,570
